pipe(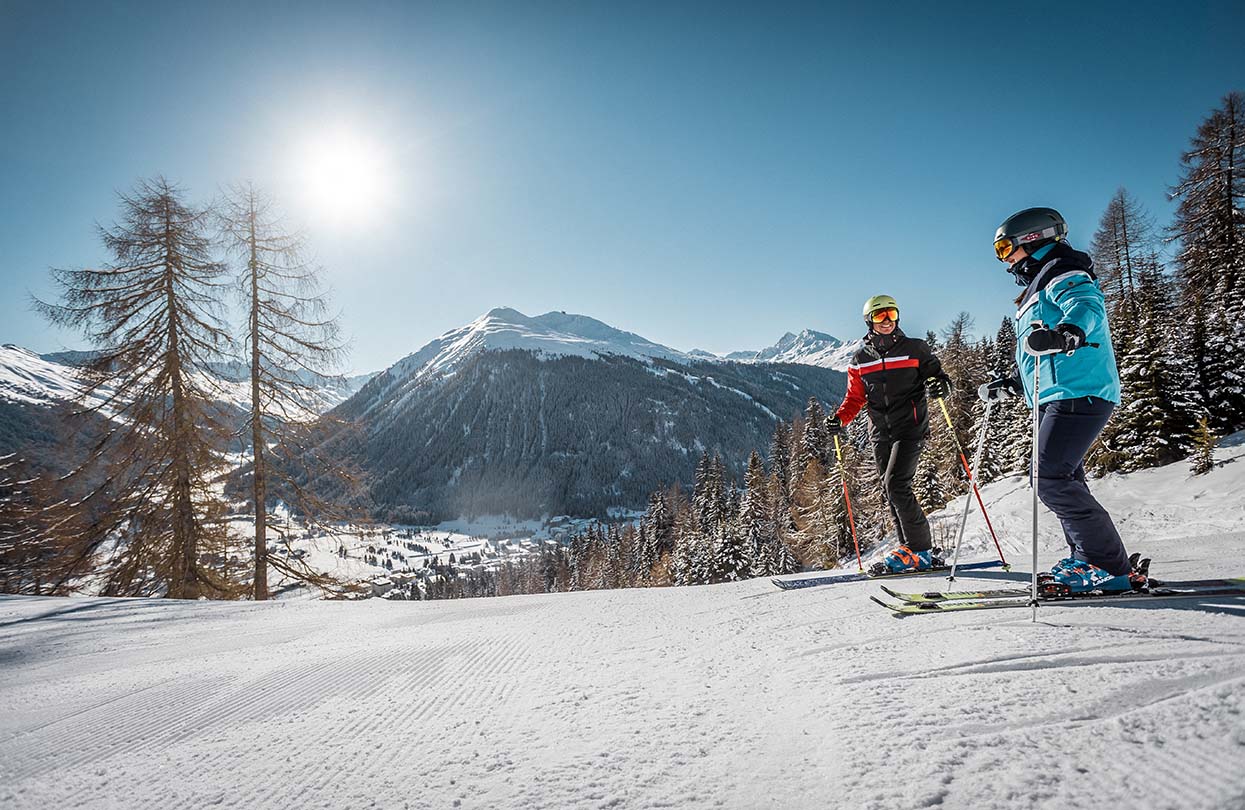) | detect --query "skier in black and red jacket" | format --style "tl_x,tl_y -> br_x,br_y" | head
829,295 -> 952,574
